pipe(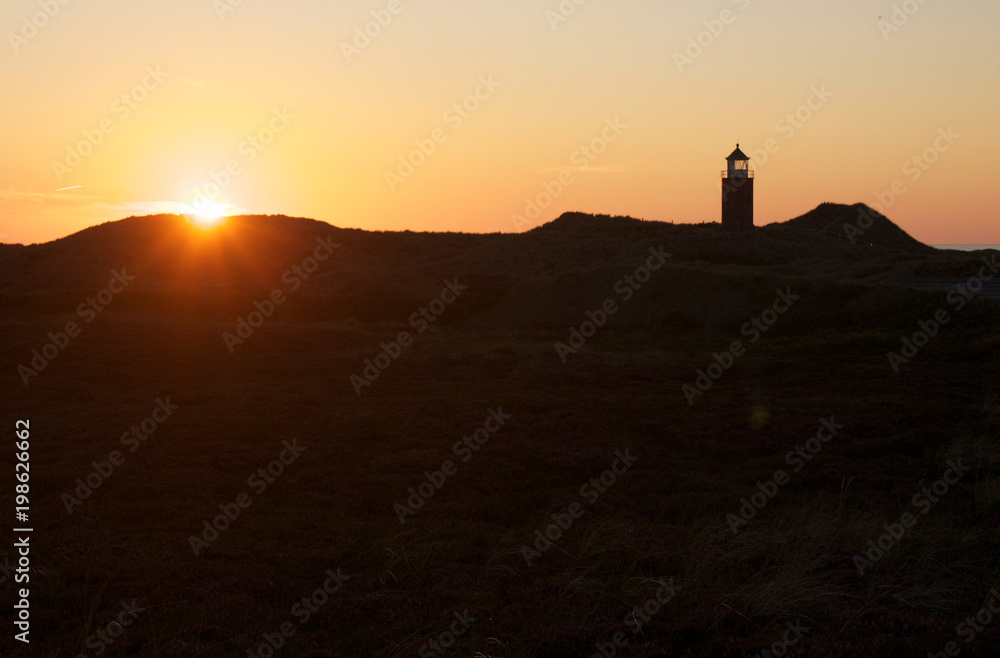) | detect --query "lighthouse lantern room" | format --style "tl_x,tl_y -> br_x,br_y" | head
722,144 -> 754,231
